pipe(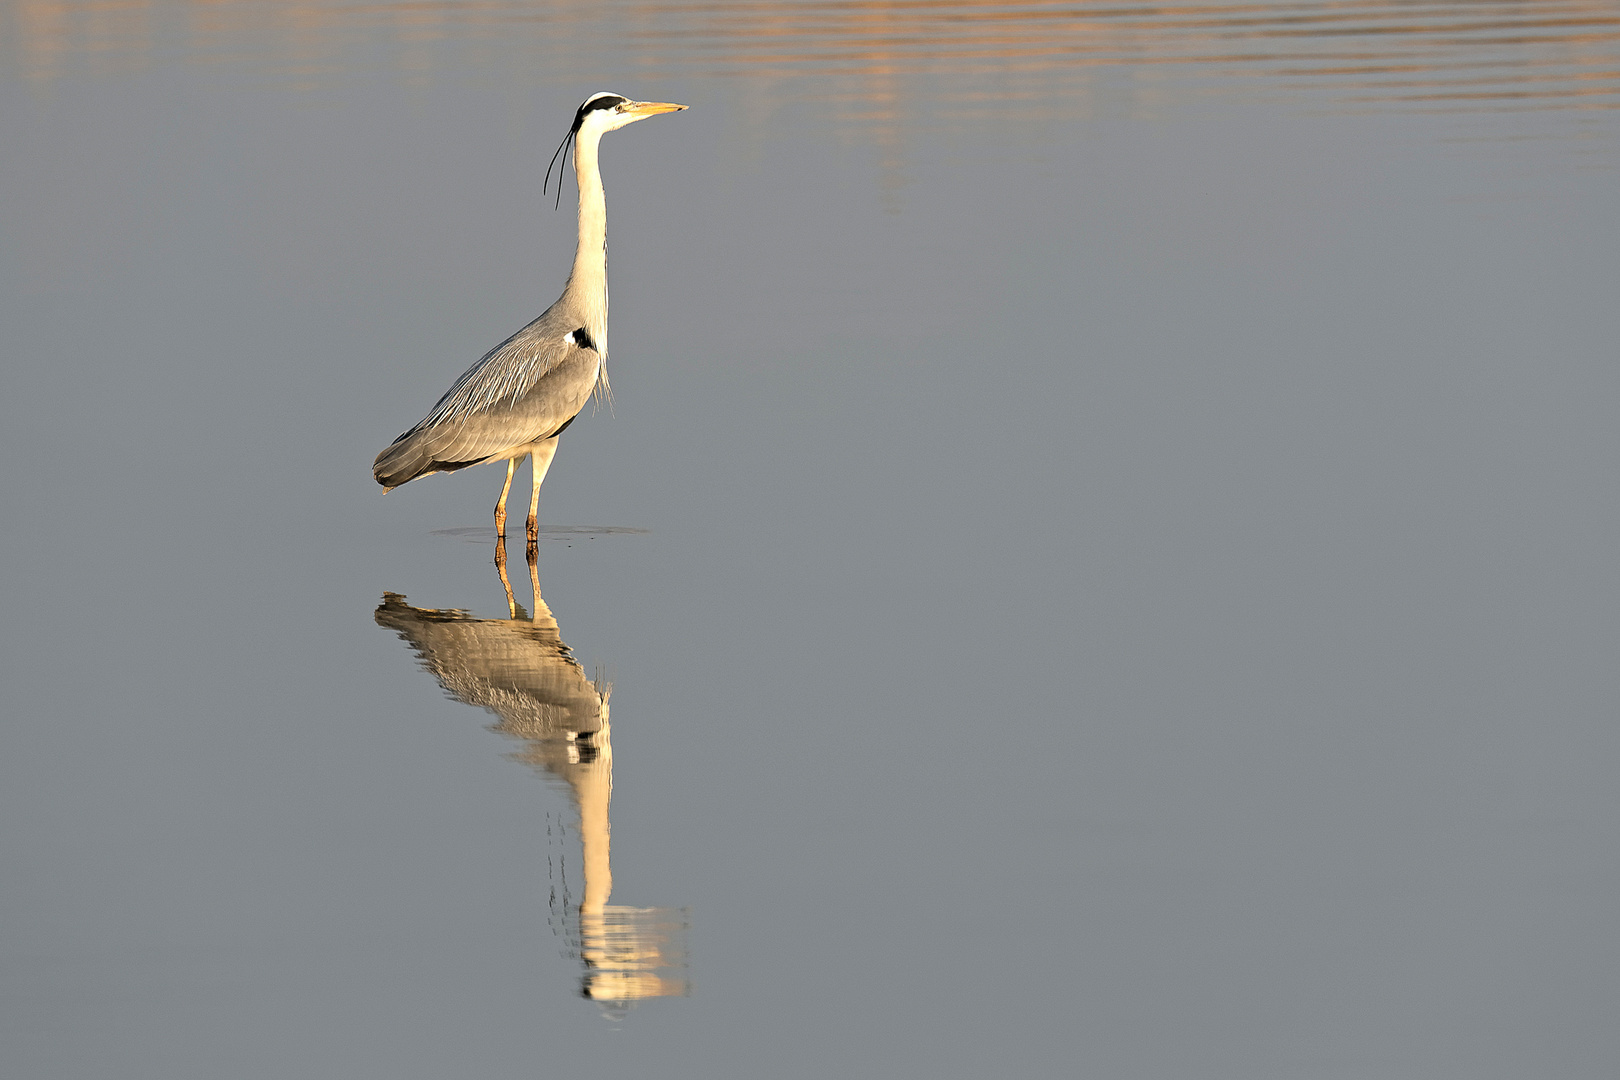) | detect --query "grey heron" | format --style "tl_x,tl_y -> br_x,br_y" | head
373,93 -> 688,541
